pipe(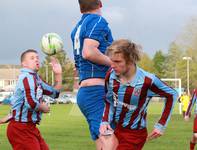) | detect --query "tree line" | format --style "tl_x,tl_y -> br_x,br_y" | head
139,18 -> 197,93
